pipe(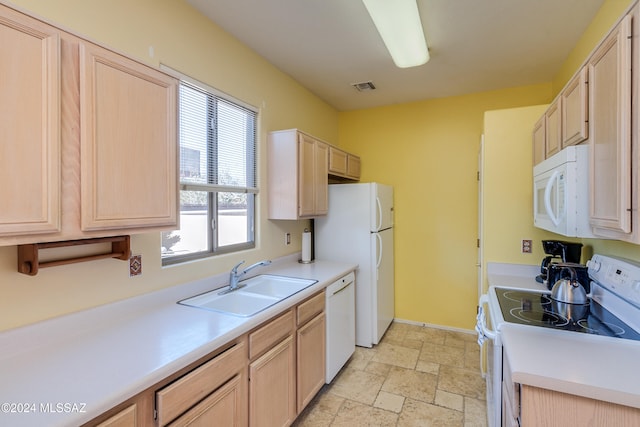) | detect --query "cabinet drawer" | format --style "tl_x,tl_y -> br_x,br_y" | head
156,341 -> 246,426
95,404 -> 136,427
249,310 -> 294,359
297,291 -> 325,326
167,374 -> 244,427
